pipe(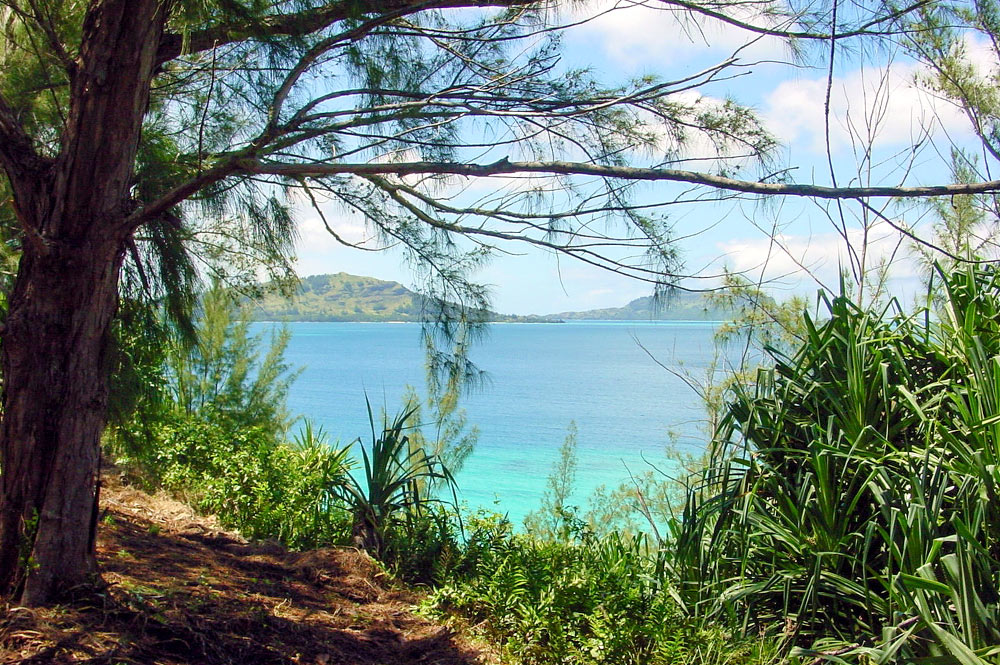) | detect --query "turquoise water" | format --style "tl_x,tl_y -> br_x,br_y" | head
265,321 -> 726,524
